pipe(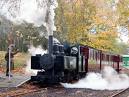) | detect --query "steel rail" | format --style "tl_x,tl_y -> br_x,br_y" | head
109,88 -> 129,97
0,88 -> 47,97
